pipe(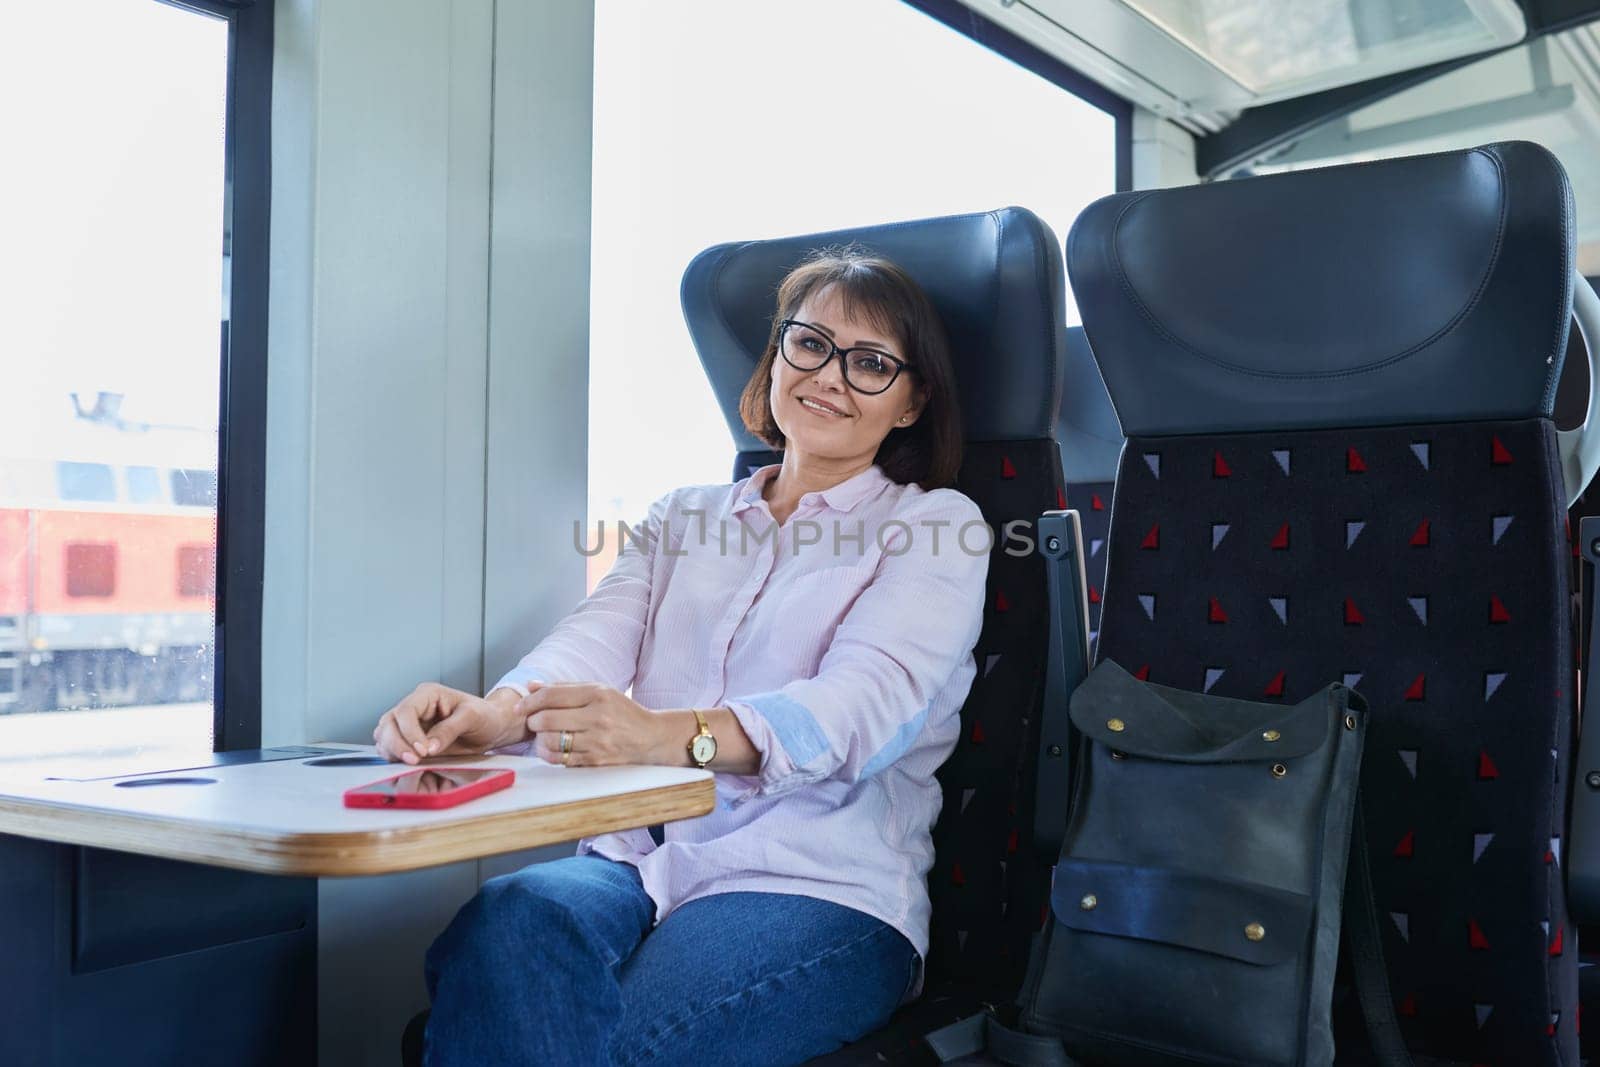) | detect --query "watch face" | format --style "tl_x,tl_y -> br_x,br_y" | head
690,735 -> 717,764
